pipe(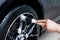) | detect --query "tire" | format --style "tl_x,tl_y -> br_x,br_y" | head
0,5 -> 42,40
